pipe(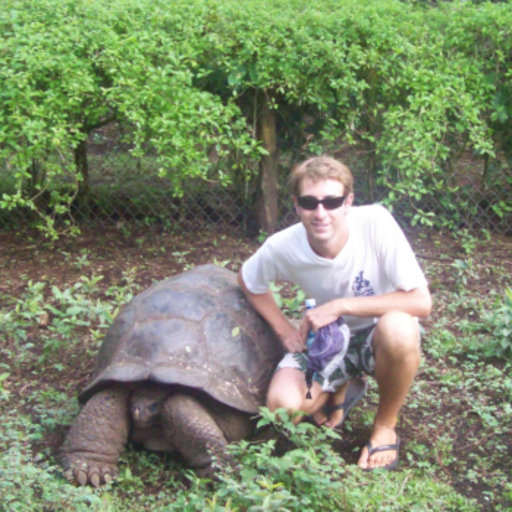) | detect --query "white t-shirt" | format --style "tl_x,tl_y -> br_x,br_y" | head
241,204 -> 428,332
